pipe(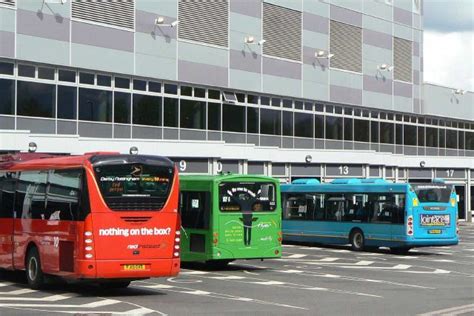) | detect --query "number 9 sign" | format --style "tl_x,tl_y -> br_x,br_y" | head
179,160 -> 187,172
